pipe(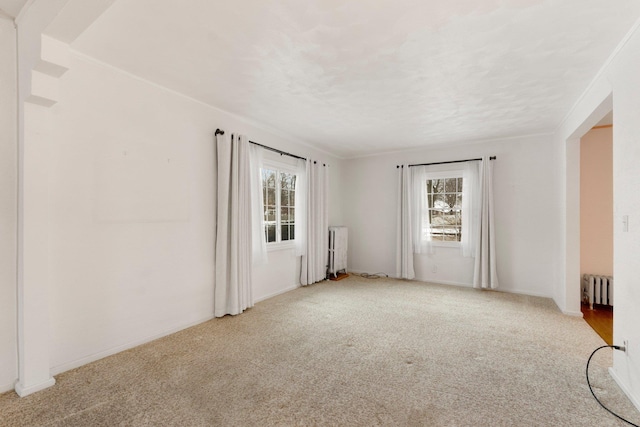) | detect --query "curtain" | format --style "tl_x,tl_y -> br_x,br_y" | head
411,165 -> 434,255
473,156 -> 499,289
249,144 -> 268,265
396,165 -> 415,279
300,160 -> 329,286
461,160 -> 480,258
214,133 -> 253,317
294,158 -> 307,257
